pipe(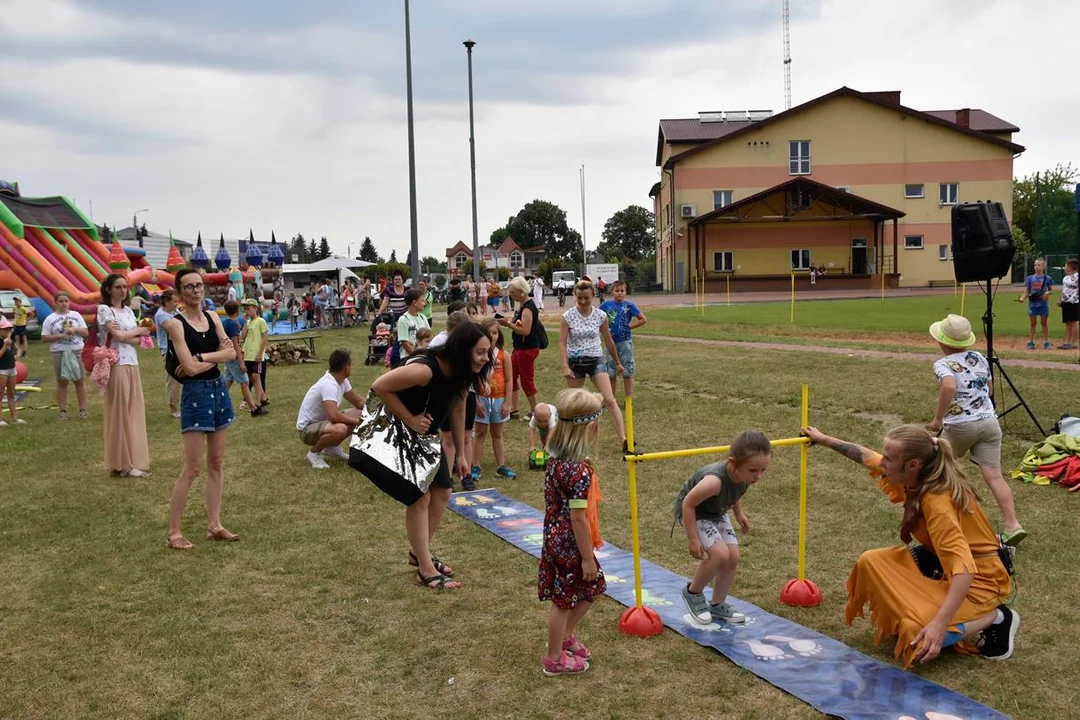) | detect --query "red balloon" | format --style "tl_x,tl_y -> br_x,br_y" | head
14,361 -> 28,384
